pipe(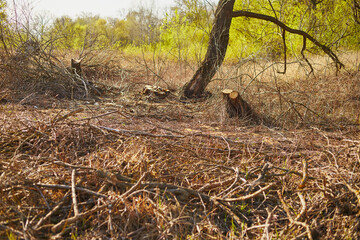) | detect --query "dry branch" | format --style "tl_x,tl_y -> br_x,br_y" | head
34,192 -> 71,230
71,169 -> 79,216
1,89 -> 360,239
278,190 -> 313,240
298,159 -> 309,189
341,180 -> 360,209
51,203 -> 108,233
214,183 -> 276,202
50,173 -> 146,233
70,110 -> 119,122
94,125 -> 185,138
261,207 -> 277,240
34,183 -> 108,198
295,192 -> 307,222
51,108 -> 84,124
53,160 -> 95,170
0,225 -> 23,238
